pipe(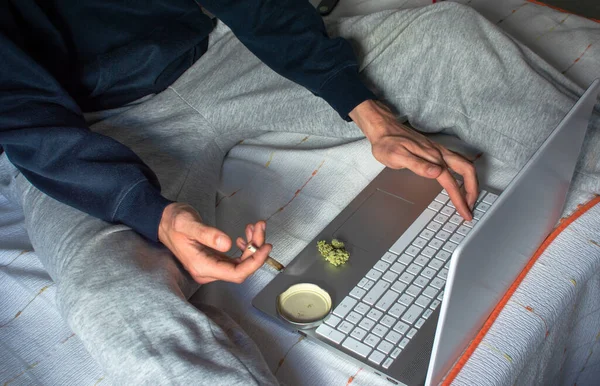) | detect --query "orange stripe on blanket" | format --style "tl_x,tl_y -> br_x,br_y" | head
442,195 -> 600,385
526,1 -> 600,23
